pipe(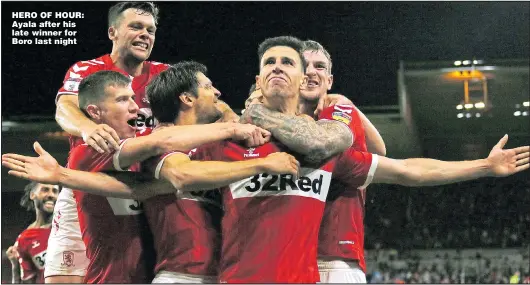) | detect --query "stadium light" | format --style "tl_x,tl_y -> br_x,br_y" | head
464,104 -> 474,109
465,113 -> 472,118
523,111 -> 528,116
463,60 -> 470,65
474,102 -> 485,109
514,111 -> 521,117
454,61 -> 462,66
456,104 -> 463,110
523,101 -> 529,107
457,113 -> 464,118
475,113 -> 481,118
